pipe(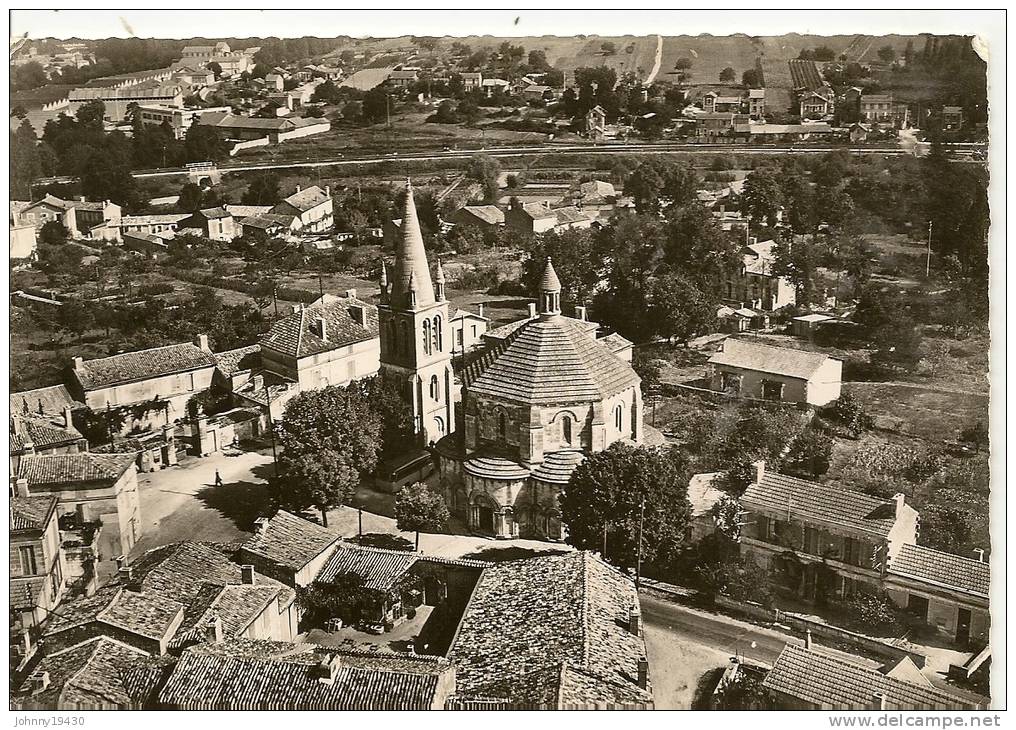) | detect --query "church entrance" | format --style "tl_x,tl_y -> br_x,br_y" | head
477,505 -> 495,533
